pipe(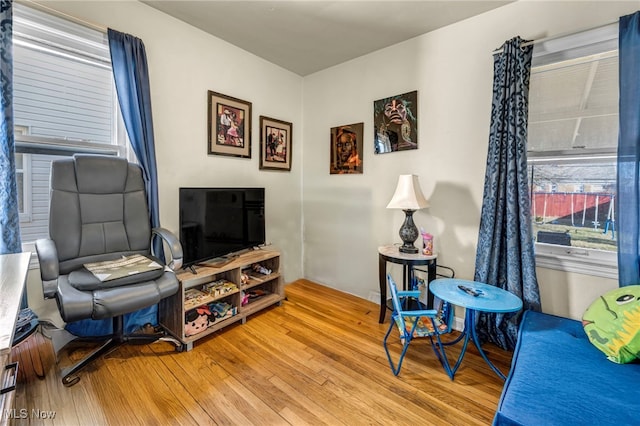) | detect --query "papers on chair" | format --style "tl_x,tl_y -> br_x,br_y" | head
84,254 -> 162,282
